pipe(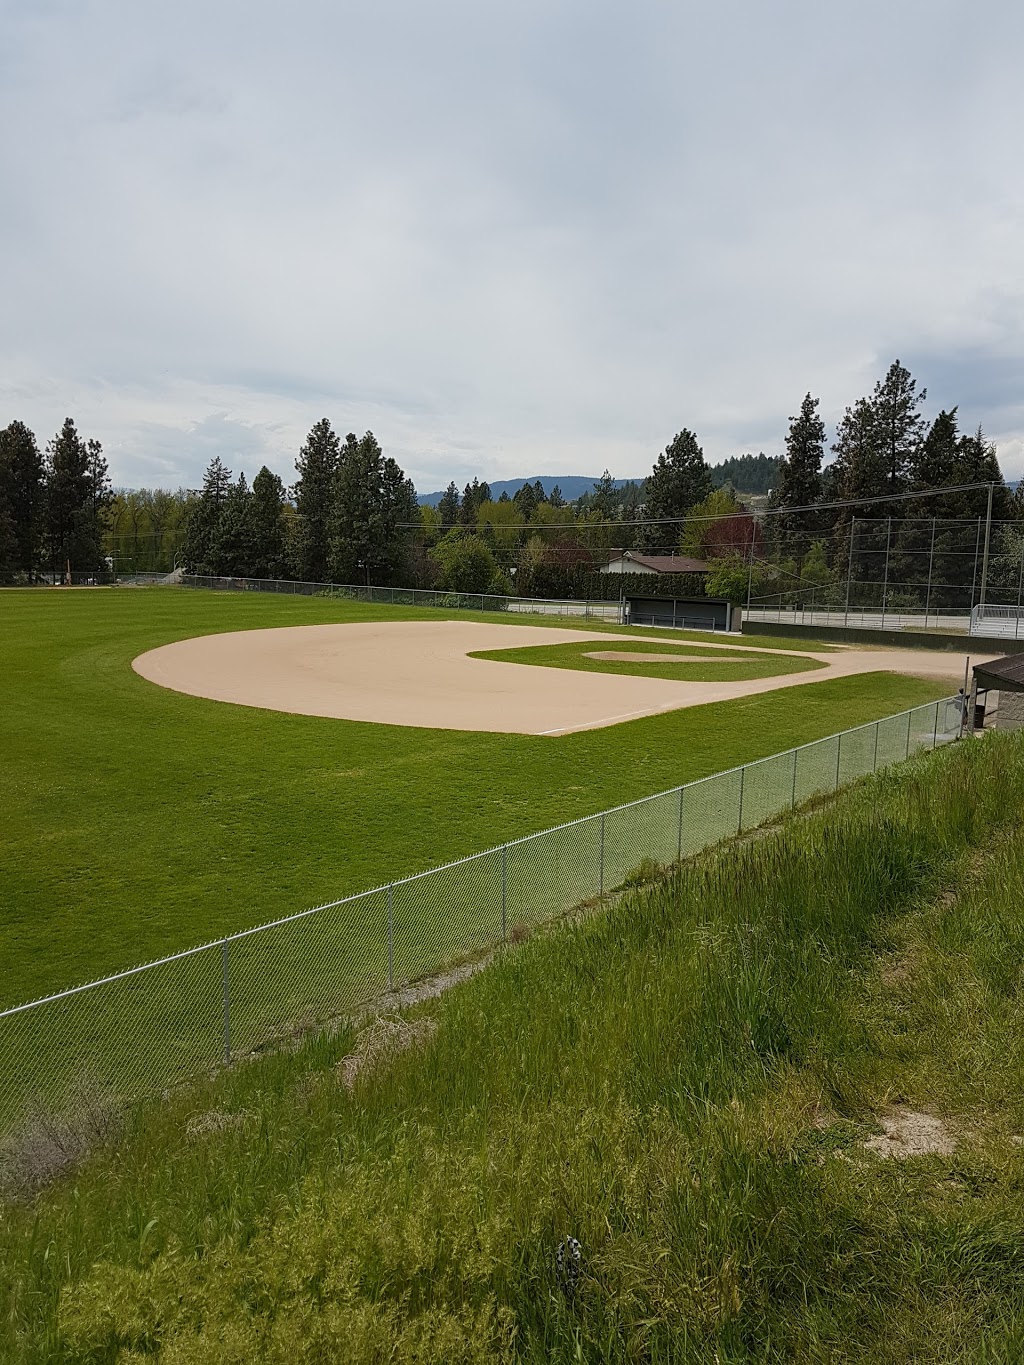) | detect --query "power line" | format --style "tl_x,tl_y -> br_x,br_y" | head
396,480 -> 1003,530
